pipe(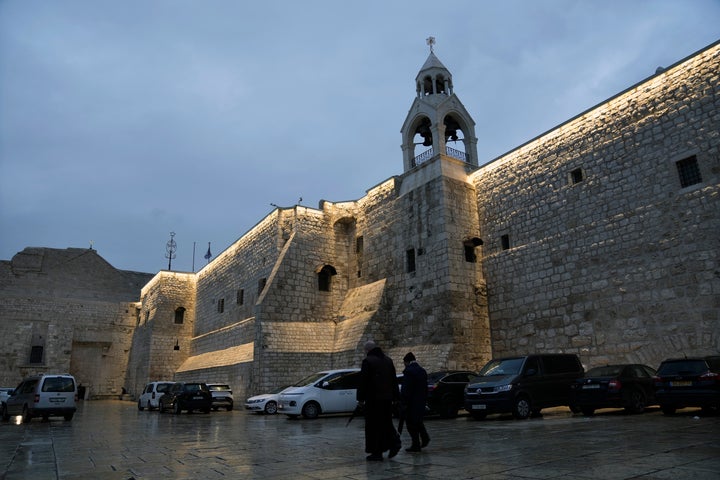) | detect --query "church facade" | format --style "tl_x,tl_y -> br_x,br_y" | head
2,41 -> 718,401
